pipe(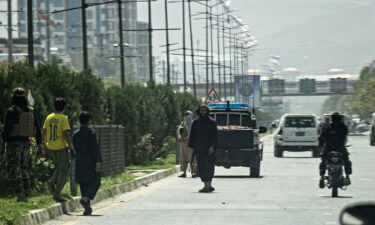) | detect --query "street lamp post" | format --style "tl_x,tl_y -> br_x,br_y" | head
81,0 -> 89,72
7,0 -> 13,62
117,0 -> 125,87
27,0 -> 34,67
182,0 -> 187,90
164,0 -> 171,85
188,0 -> 197,97
148,0 -> 154,82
